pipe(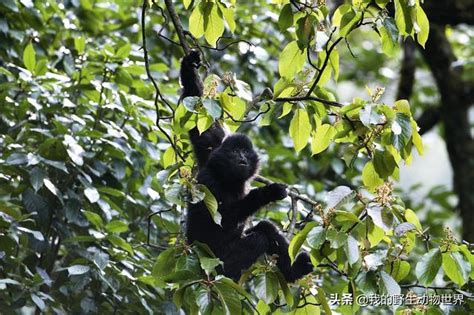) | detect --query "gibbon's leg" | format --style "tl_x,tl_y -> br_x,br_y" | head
246,220 -> 313,282
220,231 -> 270,280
